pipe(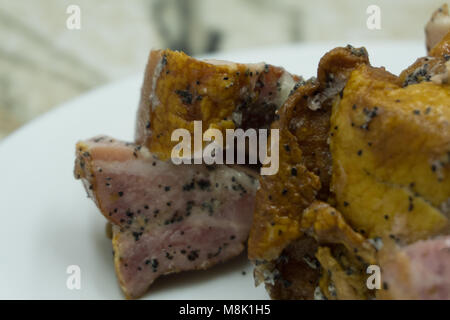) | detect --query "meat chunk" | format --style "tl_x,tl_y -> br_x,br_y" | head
74,136 -> 257,298
135,49 -> 301,160
74,49 -> 299,299
331,64 -> 449,243
249,34 -> 450,300
425,4 -> 450,53
248,46 -> 370,262
379,236 -> 450,300
399,30 -> 450,87
247,46 -> 371,299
